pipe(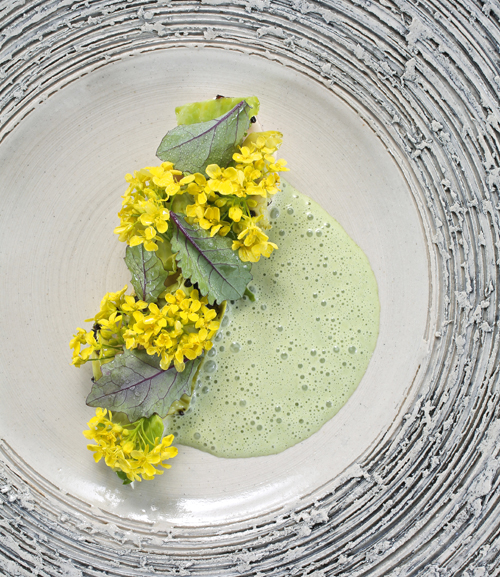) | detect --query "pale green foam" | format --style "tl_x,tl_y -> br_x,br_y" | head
169,181 -> 379,457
